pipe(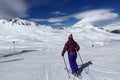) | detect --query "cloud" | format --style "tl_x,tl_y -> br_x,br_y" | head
0,0 -> 28,19
72,9 -> 118,23
51,11 -> 66,15
31,17 -> 69,23
53,23 -> 63,26
48,17 -> 68,22
30,18 -> 47,22
31,11 -> 68,23
31,9 -> 119,24
79,12 -> 118,23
